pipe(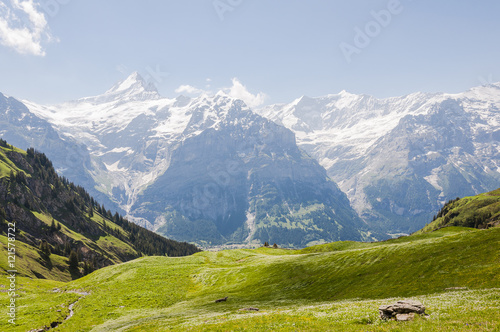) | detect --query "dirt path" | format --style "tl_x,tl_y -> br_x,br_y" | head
29,290 -> 90,331
61,290 -> 90,323
64,298 -> 80,321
